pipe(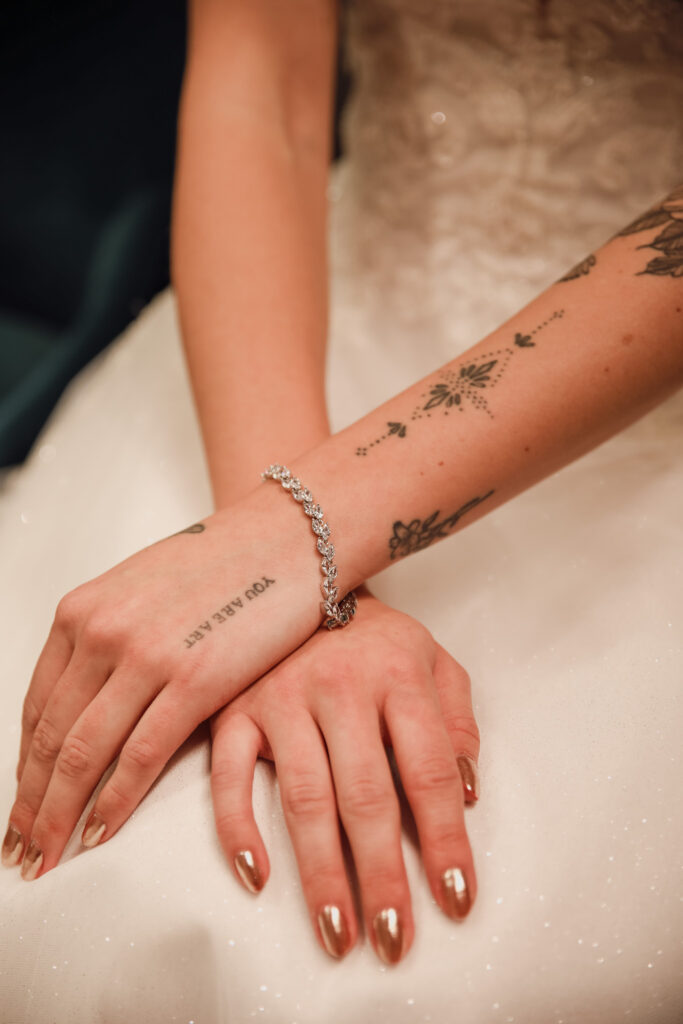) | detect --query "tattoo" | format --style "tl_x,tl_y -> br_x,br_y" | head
388,491 -> 495,559
183,575 -> 276,649
355,311 -> 564,455
617,185 -> 683,278
558,253 -> 597,282
174,523 -> 206,536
